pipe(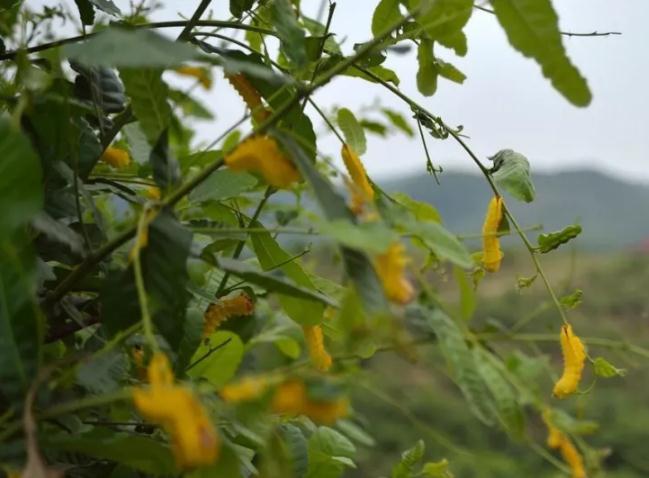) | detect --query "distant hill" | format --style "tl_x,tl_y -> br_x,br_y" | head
379,169 -> 649,250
